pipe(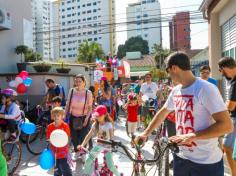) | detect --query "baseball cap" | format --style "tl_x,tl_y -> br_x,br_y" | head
93,105 -> 107,117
